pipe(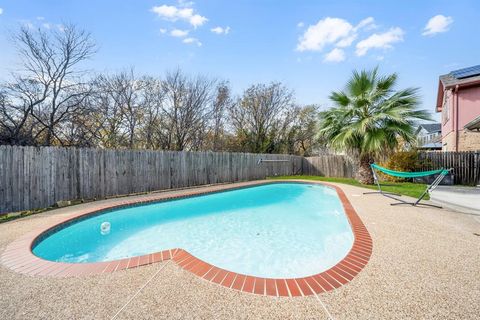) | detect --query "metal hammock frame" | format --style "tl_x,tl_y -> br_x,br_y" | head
364,163 -> 453,208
